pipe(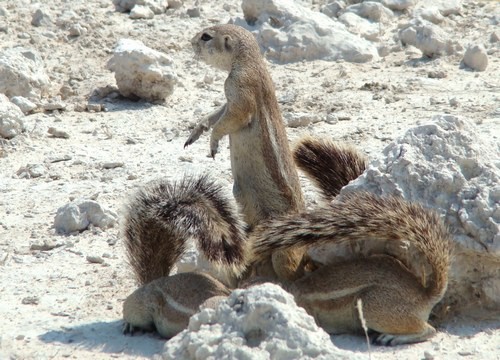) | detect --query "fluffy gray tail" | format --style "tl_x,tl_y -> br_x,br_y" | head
293,137 -> 367,200
123,175 -> 247,286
